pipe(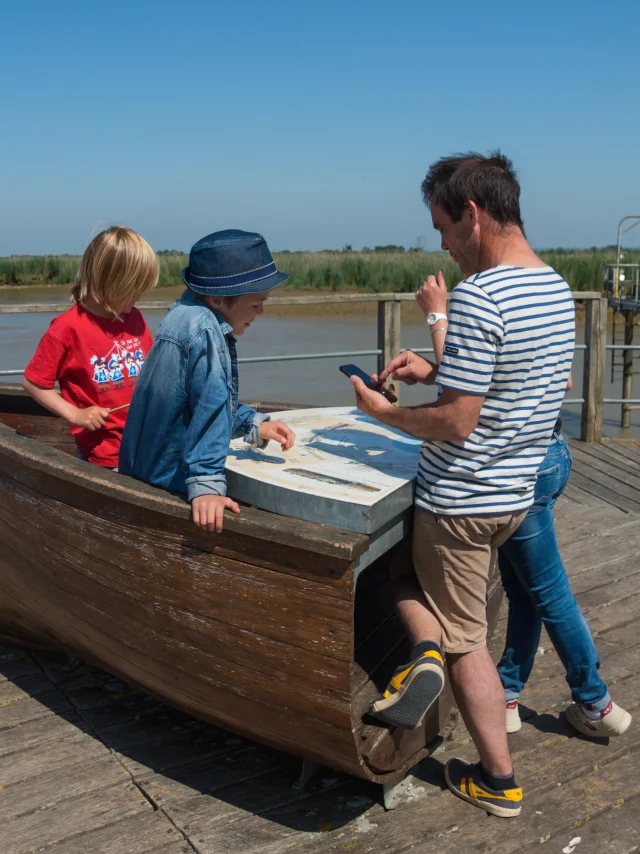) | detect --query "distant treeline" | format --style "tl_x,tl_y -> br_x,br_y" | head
2,249 -> 638,293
